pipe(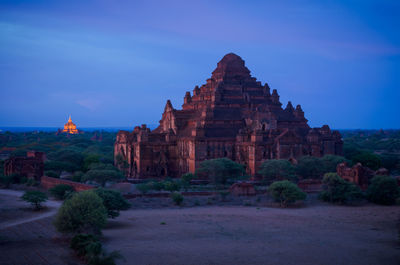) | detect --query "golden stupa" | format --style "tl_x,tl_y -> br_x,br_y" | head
62,115 -> 79,134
